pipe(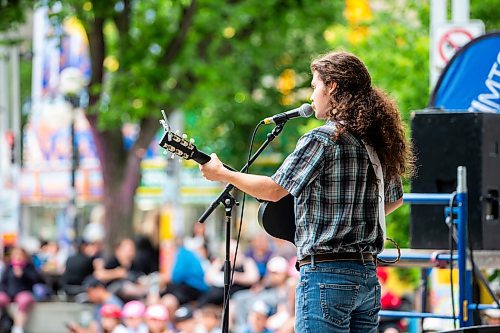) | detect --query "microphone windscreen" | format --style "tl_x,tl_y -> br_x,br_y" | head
298,103 -> 314,118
